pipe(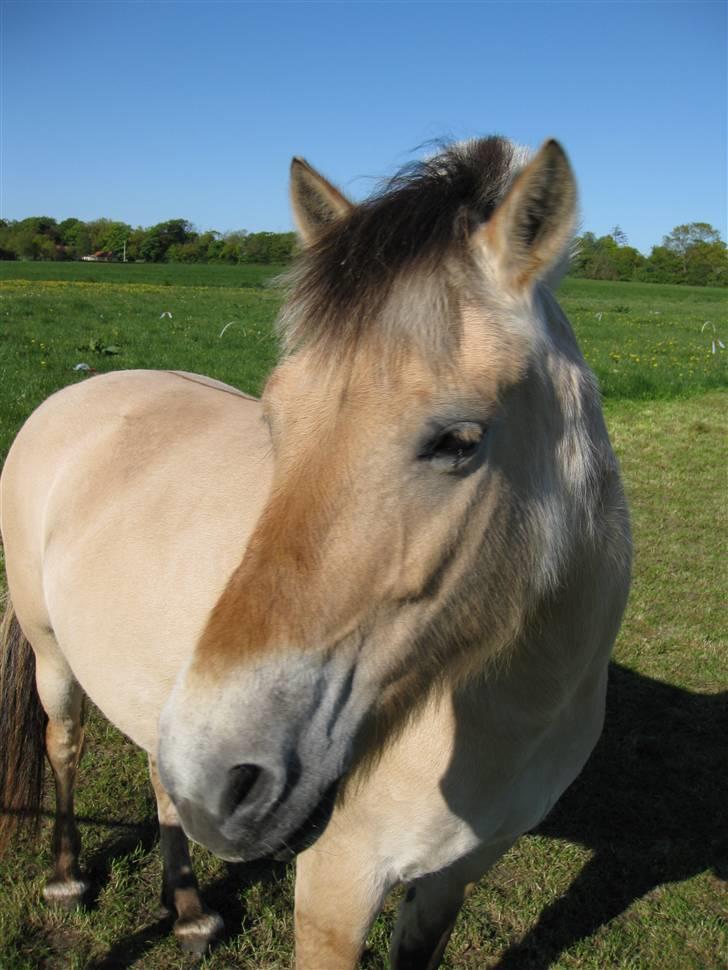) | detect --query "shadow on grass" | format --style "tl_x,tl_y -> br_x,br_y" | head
83,856 -> 289,970
85,916 -> 173,970
492,662 -> 728,969
81,815 -> 159,913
